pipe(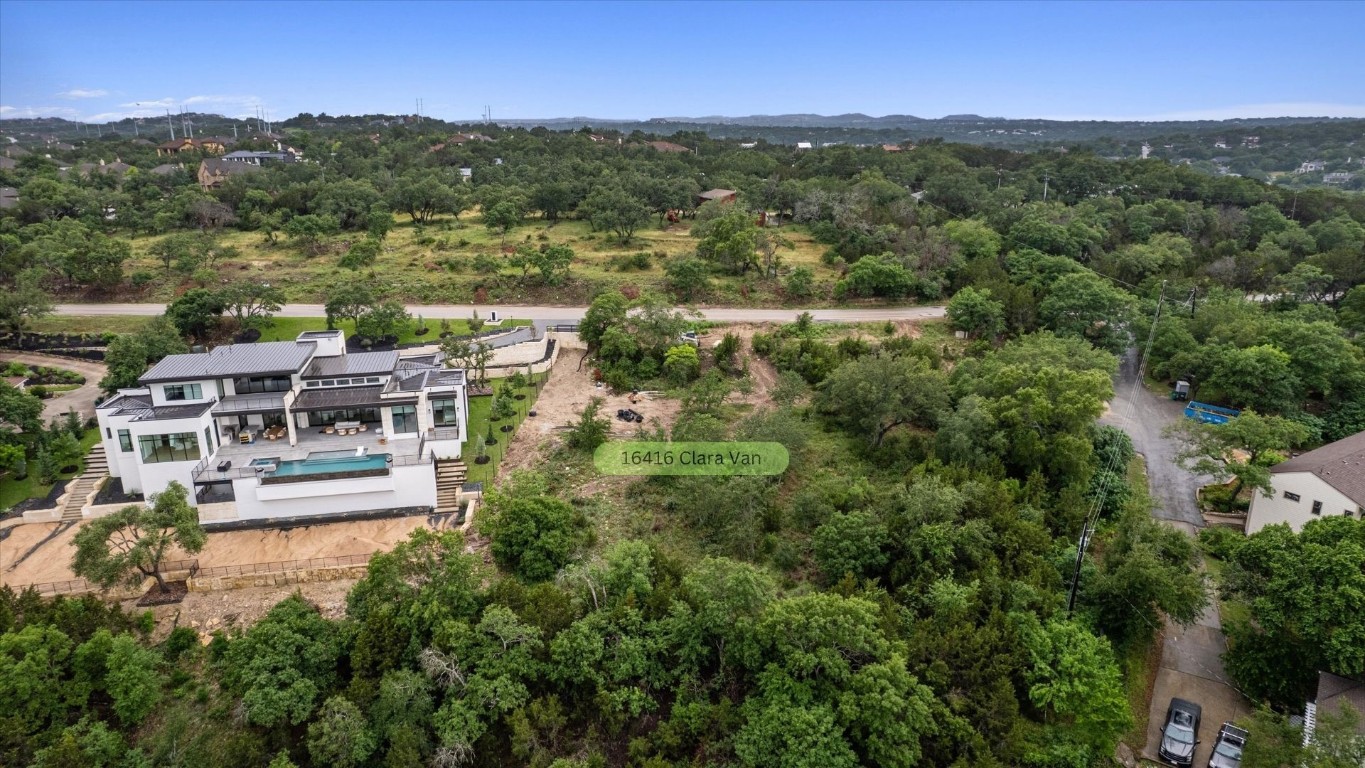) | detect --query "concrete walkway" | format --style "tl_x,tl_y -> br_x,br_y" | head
0,351 -> 108,423
1102,350 -> 1251,765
